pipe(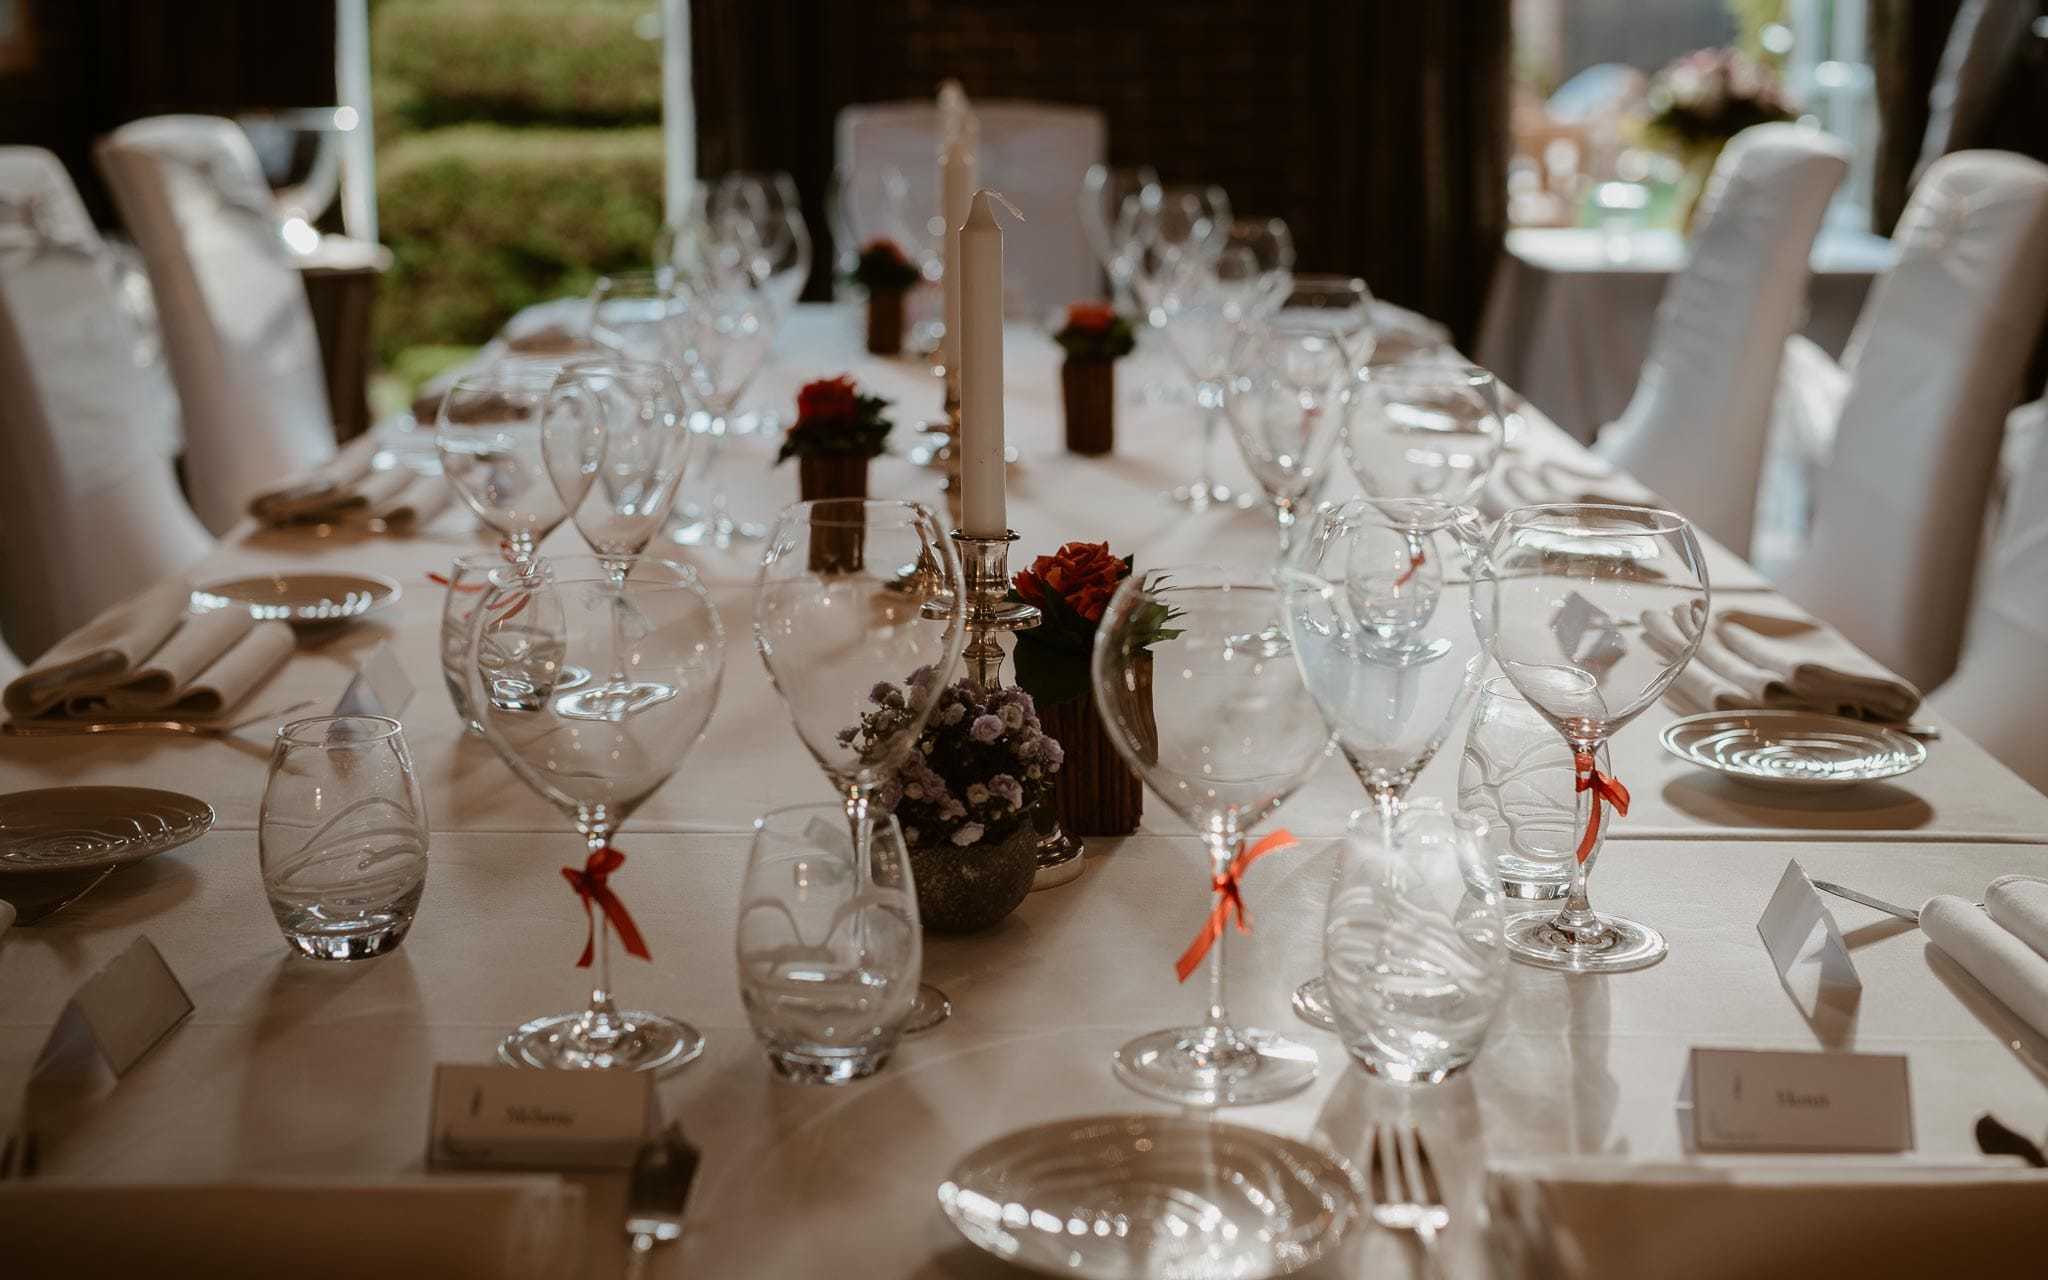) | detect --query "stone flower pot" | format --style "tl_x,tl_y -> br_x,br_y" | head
907,819 -> 1038,932
1061,359 -> 1116,455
